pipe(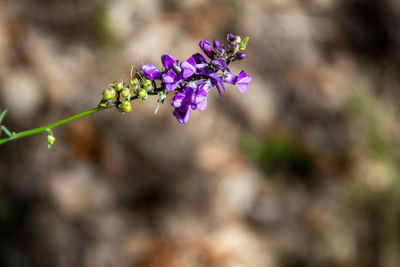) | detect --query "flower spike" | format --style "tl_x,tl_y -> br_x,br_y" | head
122,33 -> 252,123
0,33 -> 252,148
